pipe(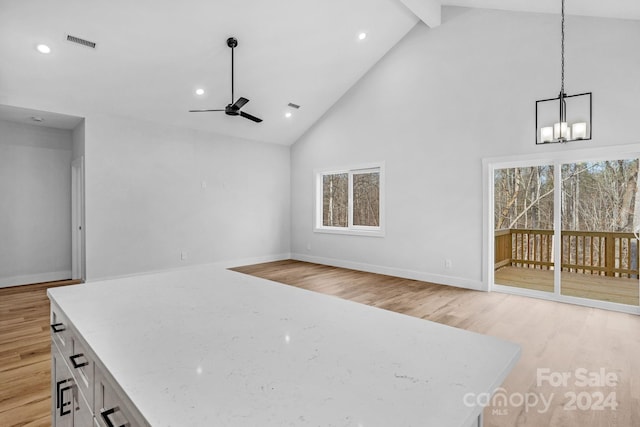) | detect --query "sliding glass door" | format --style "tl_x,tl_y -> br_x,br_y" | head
494,165 -> 555,293
490,153 -> 640,311
560,159 -> 639,306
